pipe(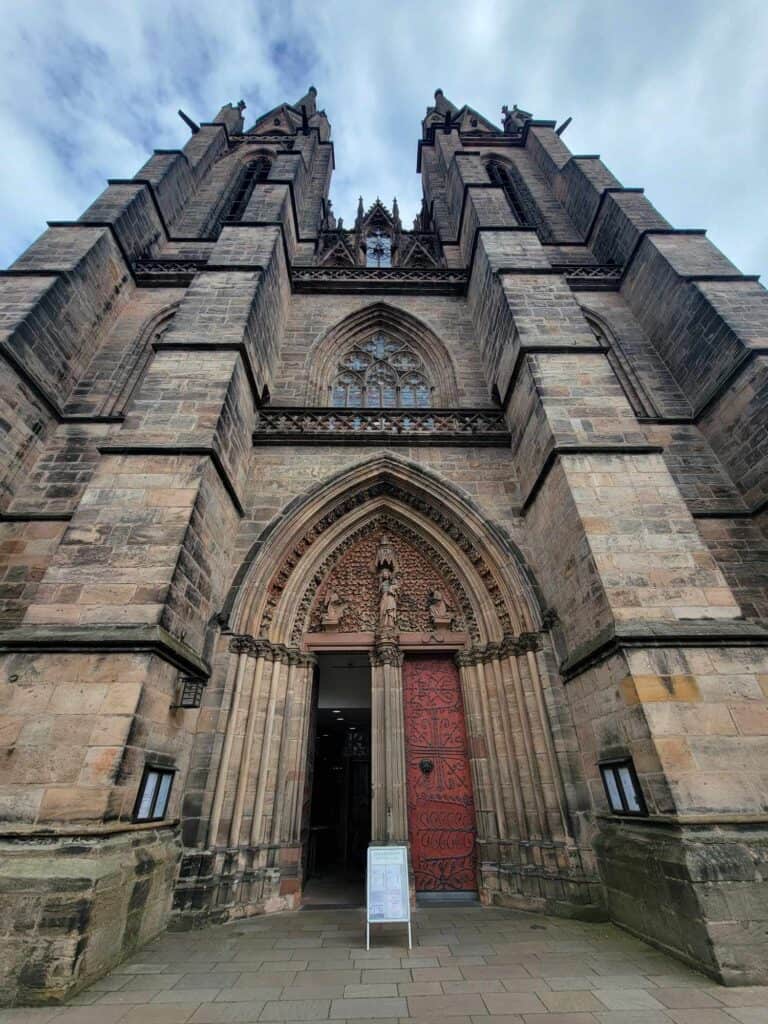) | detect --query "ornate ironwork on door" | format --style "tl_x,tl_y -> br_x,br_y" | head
403,655 -> 477,891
